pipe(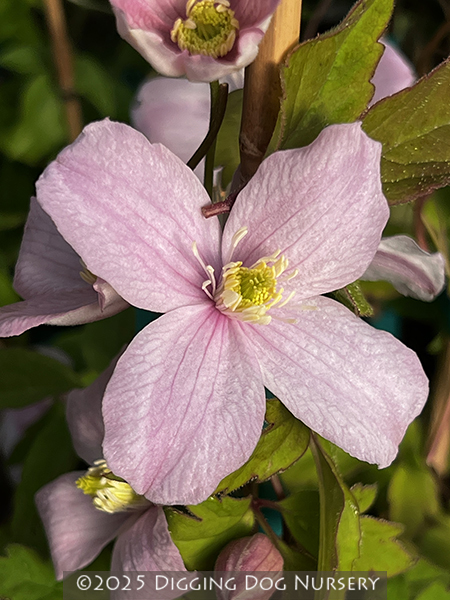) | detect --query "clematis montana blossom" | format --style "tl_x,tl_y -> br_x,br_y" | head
370,39 -> 415,106
36,363 -> 186,584
34,118 -> 428,505
109,0 -> 281,81
0,198 -> 129,337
